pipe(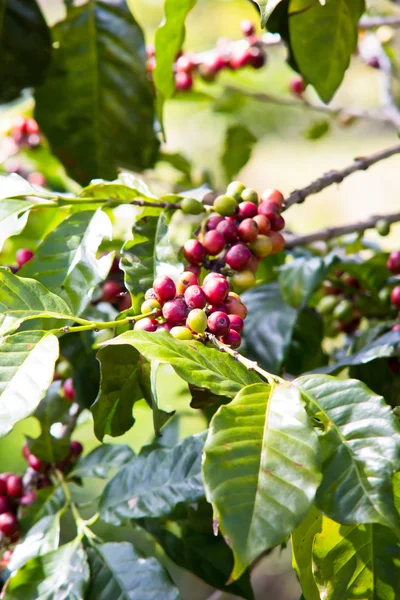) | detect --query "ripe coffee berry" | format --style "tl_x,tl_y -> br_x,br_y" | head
157,323 -> 172,332
63,378 -> 75,402
392,324 -> 400,332
0,480 -> 6,496
0,497 -> 11,515
16,248 -> 34,268
153,276 -> 176,302
240,19 -> 255,37
391,286 -> 400,307
258,201 -> 281,220
268,231 -> 285,254
185,264 -> 201,276
269,214 -> 285,232
237,202 -> 258,220
203,272 -> 225,285
183,239 -> 205,264
6,475 -> 23,498
213,195 -> 238,217
102,280 -> 124,303
225,243 -> 252,270
206,216 -> 225,230
187,309 -> 207,333
184,285 -> 207,309
175,71 -> 193,91
253,214 -> 270,235
228,314 -> 244,333
171,326 -> 193,340
225,293 -> 248,319
0,513 -> 19,537
247,48 -> 265,69
70,441 -> 83,459
28,454 -> 46,472
387,251 -> 400,274
20,492 -> 37,506
261,188 -> 284,206
230,47 -> 252,70
216,219 -> 239,242
134,317 -> 158,332
162,298 -> 188,325
221,329 -> 241,349
202,230 -> 226,256
207,311 -> 230,336
203,277 -> 230,305
176,271 -> 198,294
289,77 -> 305,96
238,219 -> 258,243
